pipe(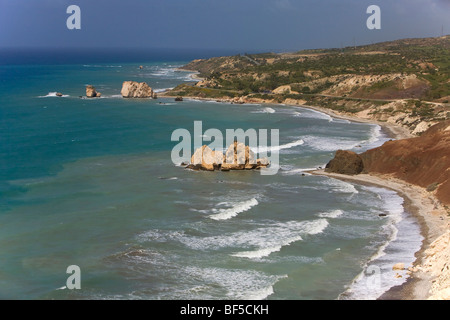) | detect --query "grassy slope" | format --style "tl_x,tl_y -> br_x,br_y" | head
167,36 -> 450,134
